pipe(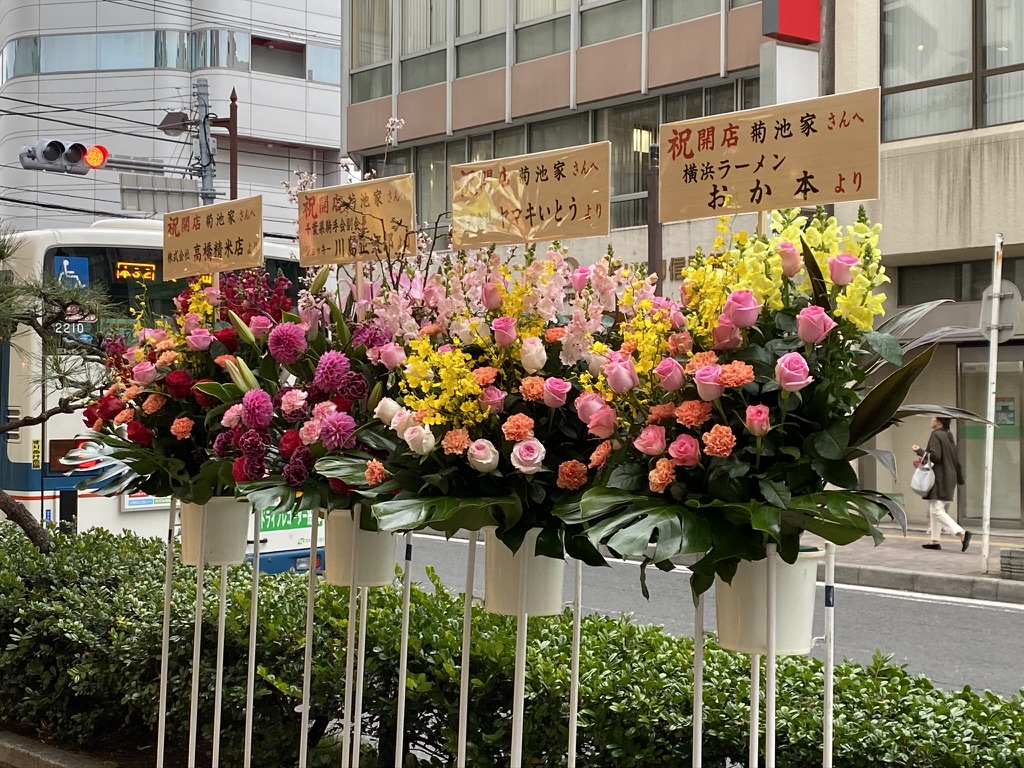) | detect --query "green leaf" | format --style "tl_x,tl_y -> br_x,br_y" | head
800,236 -> 830,310
750,504 -> 782,537
758,479 -> 791,510
371,495 -> 522,535
864,331 -> 902,367
193,381 -> 233,403
848,344 -> 937,448
812,458 -> 858,489
812,422 -> 850,460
